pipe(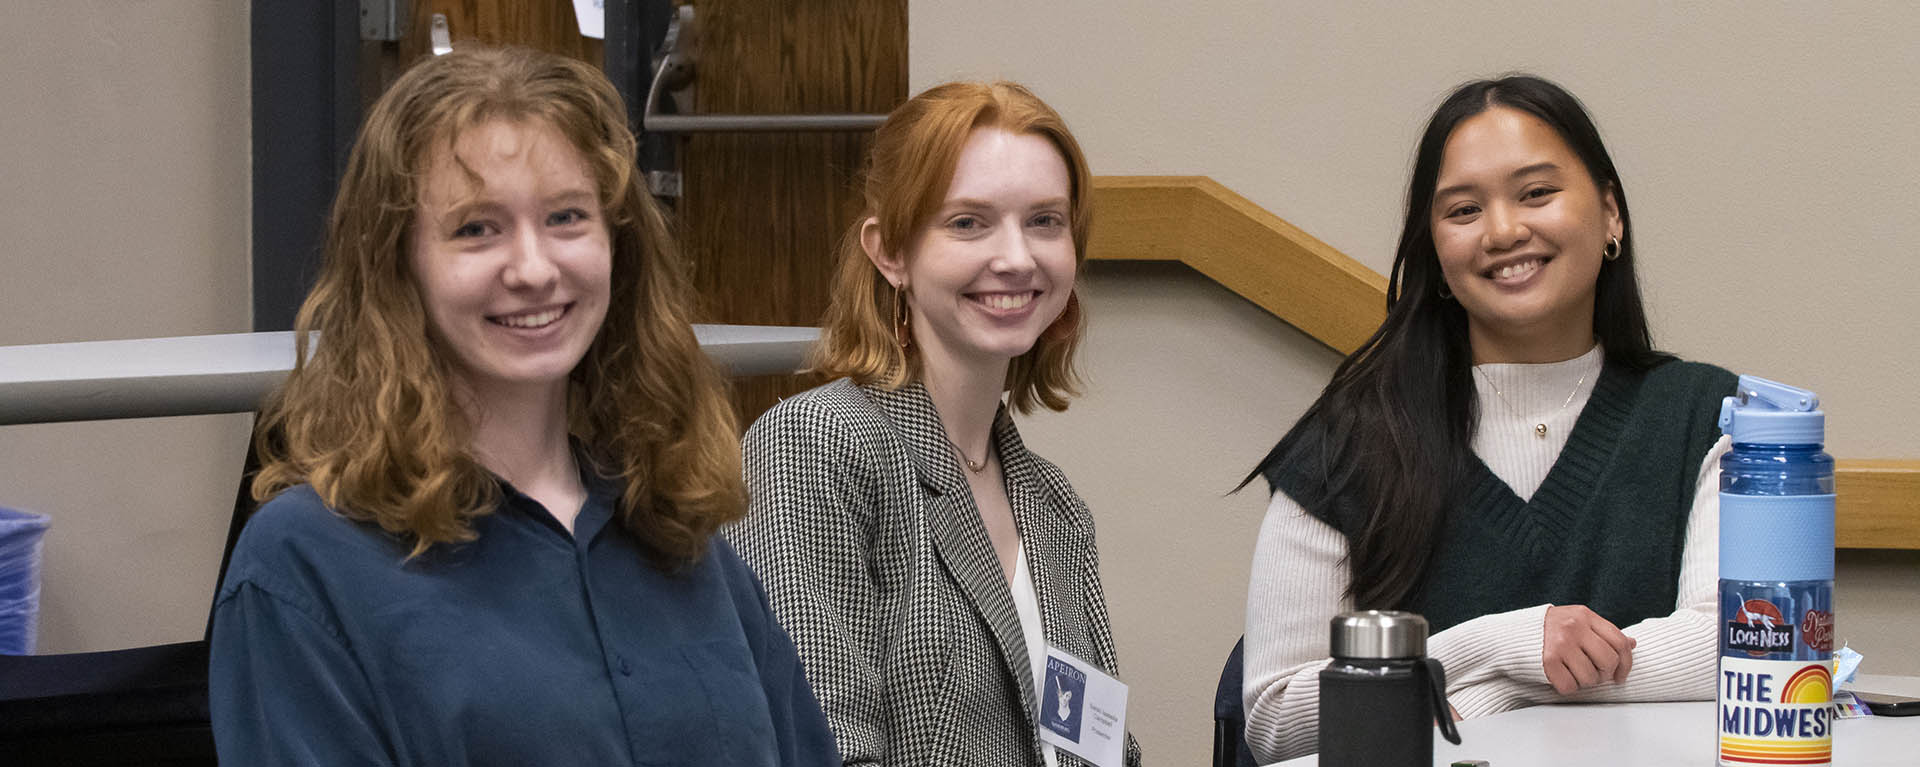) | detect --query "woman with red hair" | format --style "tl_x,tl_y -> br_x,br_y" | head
730,81 -> 1141,766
